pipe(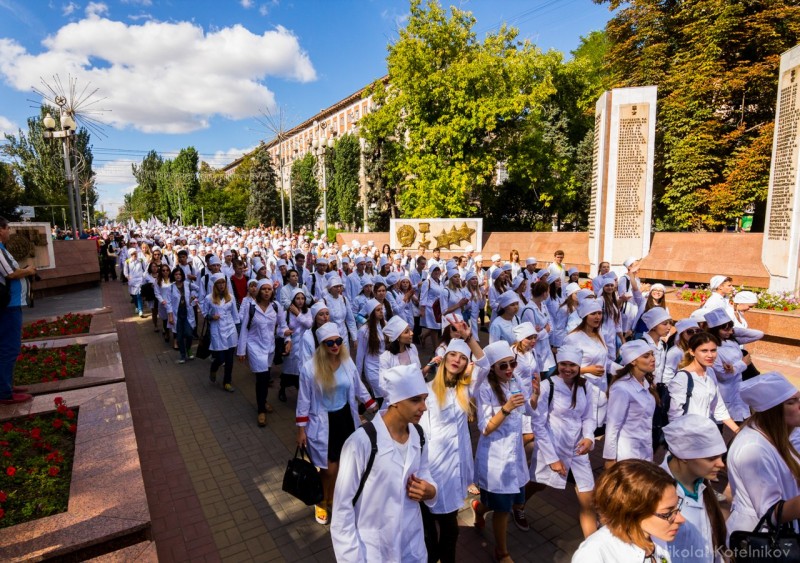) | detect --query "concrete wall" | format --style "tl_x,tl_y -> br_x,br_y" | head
34,240 -> 100,296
